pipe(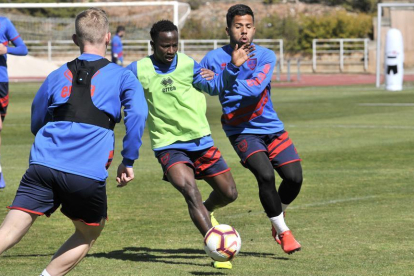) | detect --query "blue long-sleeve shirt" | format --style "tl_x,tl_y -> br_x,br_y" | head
127,54 -> 239,151
0,17 -> 28,82
30,53 -> 148,181
111,34 -> 123,64
200,43 -> 284,136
